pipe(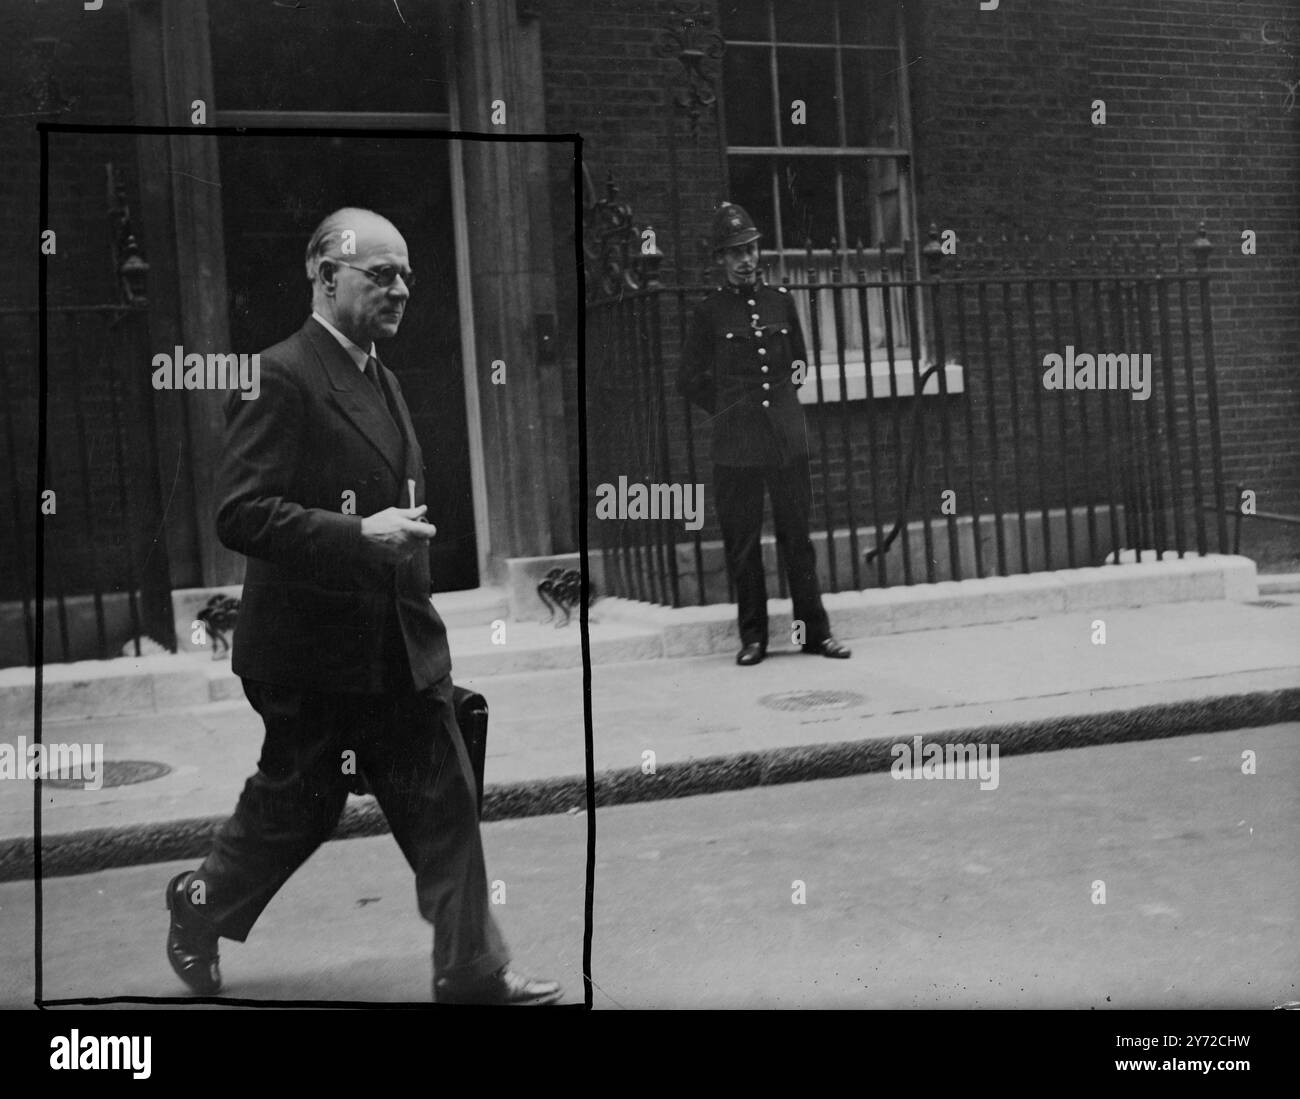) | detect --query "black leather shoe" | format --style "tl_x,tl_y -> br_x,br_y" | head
434,966 -> 564,1006
803,637 -> 851,659
736,642 -> 766,666
165,871 -> 222,995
